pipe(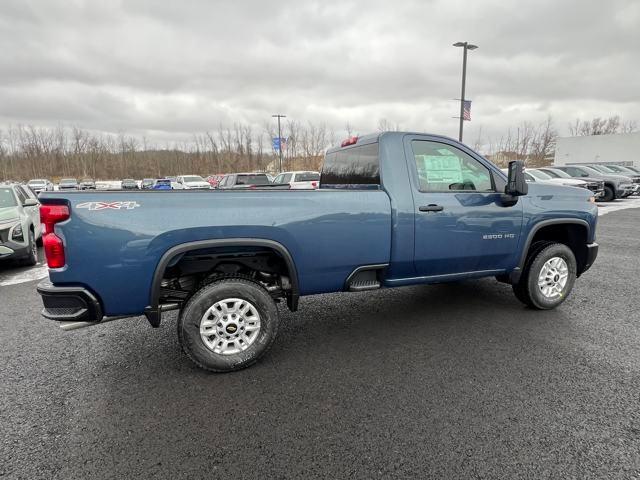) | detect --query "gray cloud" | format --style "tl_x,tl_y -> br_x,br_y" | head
0,0 -> 638,145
